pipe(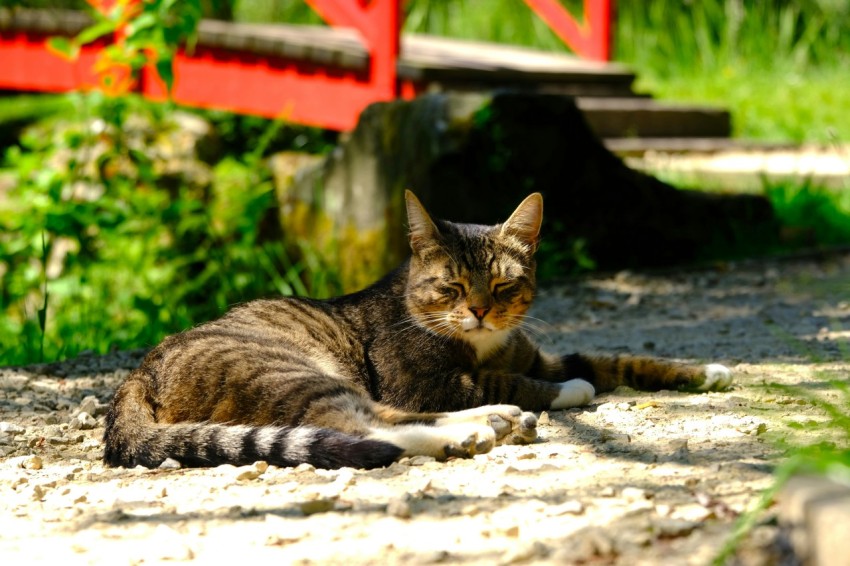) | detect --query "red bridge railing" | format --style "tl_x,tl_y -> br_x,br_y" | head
0,1 -> 614,130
